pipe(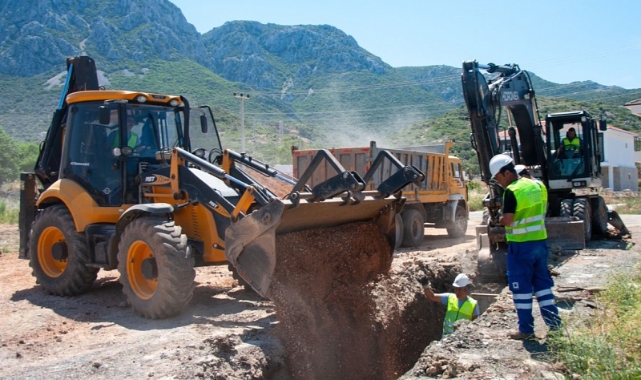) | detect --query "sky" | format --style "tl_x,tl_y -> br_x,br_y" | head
168,0 -> 641,91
